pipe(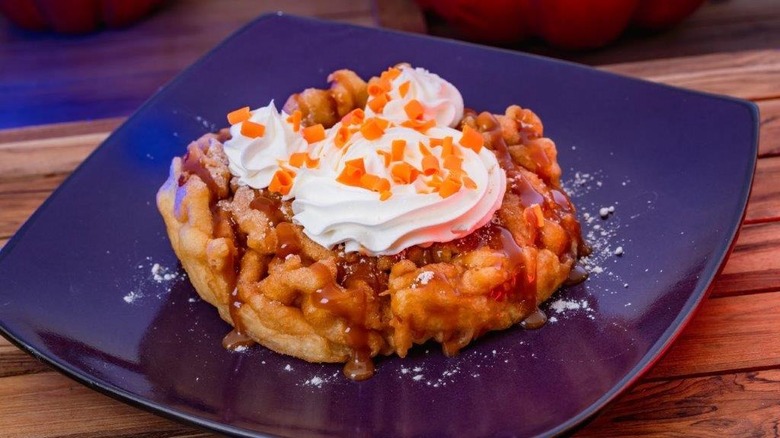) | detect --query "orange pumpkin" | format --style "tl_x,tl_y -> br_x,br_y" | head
0,0 -> 165,34
417,0 -> 706,49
